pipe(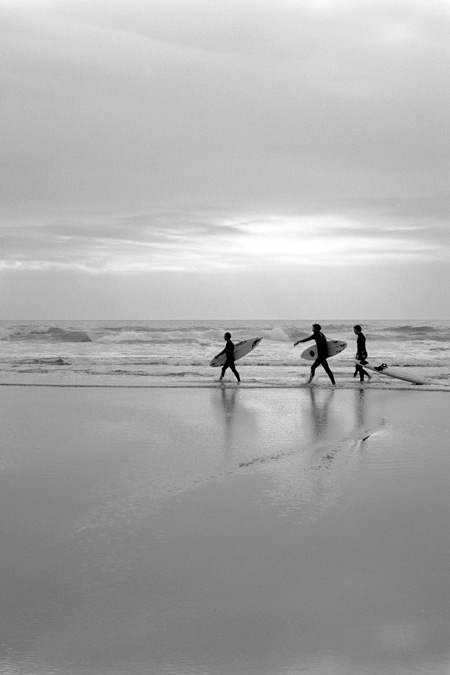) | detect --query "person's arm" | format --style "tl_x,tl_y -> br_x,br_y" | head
219,342 -> 234,358
294,334 -> 314,347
